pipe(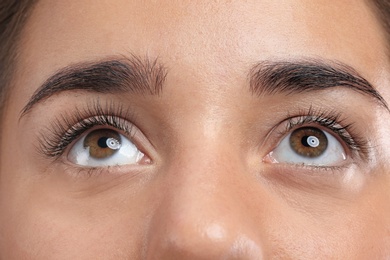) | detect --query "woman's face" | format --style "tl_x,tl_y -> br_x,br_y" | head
1,0 -> 390,258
